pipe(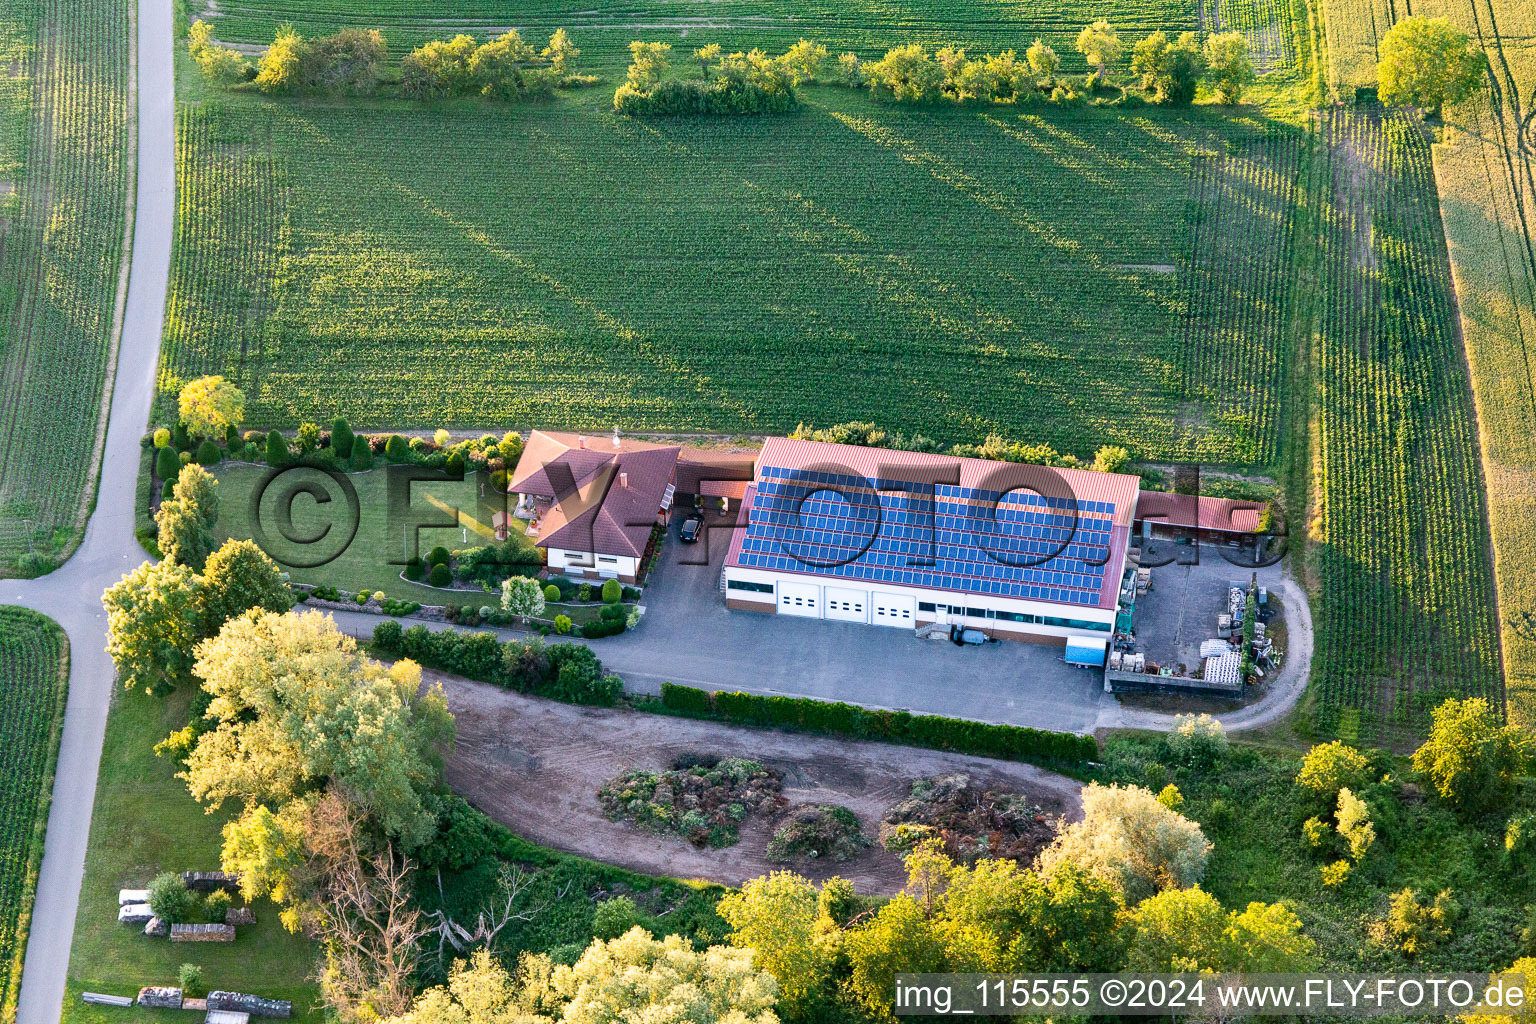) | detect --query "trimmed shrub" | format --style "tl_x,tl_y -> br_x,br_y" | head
153,427 -> 171,448
661,682 -> 713,714
385,434 -> 409,461
265,429 -> 288,467
404,556 -> 424,580
330,416 -> 354,457
428,545 -> 451,567
429,563 -> 452,587
600,602 -> 625,623
373,619 -> 403,650
554,614 -> 572,634
195,440 -> 222,465
351,433 -> 374,469
602,579 -> 622,603
155,444 -> 181,482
